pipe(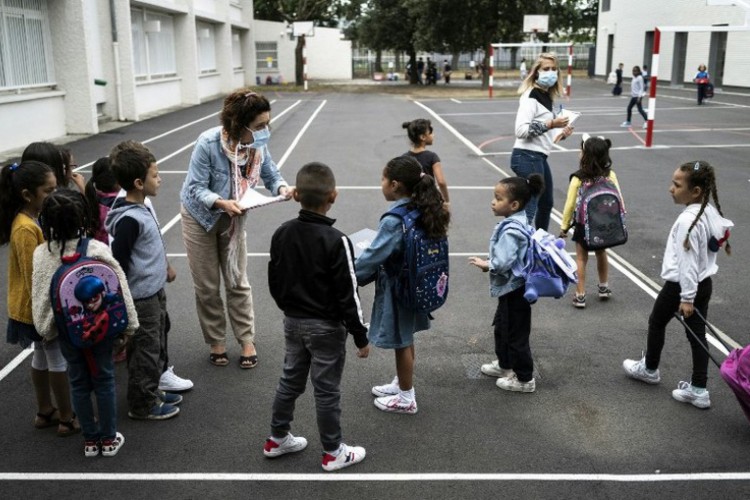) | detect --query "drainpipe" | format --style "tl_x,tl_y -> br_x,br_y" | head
110,0 -> 124,121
